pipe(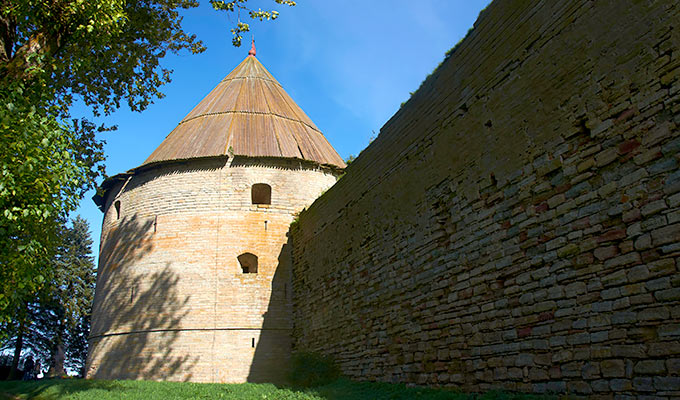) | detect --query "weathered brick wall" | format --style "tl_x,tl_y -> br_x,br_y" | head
87,156 -> 338,383
292,0 -> 680,396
